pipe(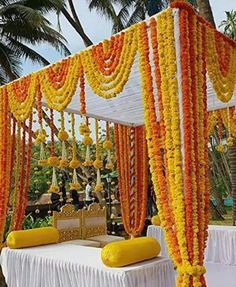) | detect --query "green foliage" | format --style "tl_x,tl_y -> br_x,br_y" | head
22,214 -> 52,230
4,213 -> 52,241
